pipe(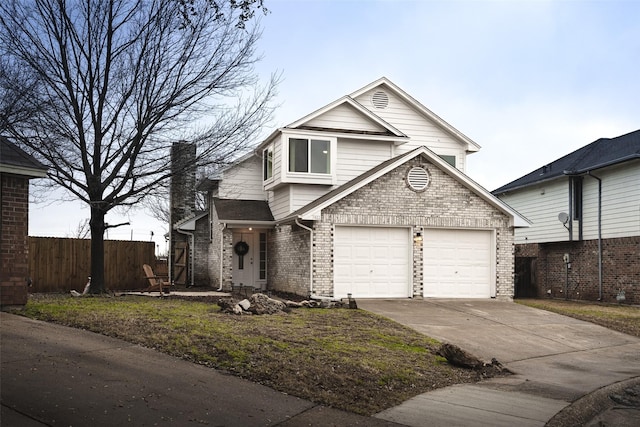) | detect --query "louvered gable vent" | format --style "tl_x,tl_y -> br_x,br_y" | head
407,166 -> 430,191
